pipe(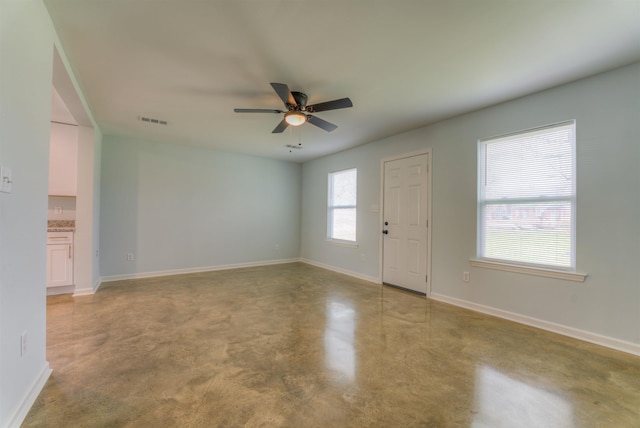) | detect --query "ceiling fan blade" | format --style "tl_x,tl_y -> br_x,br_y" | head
234,108 -> 283,113
271,83 -> 297,106
307,115 -> 338,132
307,97 -> 353,113
272,118 -> 289,133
